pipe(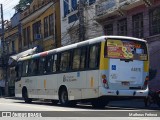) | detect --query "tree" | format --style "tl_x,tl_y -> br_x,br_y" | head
14,0 -> 33,12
